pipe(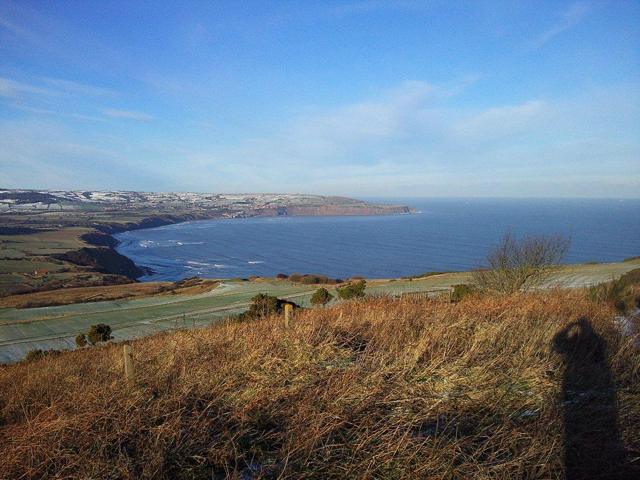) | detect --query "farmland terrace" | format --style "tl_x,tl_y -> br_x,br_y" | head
1,259 -> 639,364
